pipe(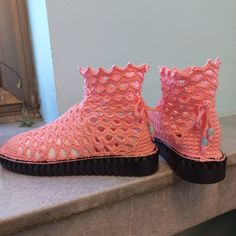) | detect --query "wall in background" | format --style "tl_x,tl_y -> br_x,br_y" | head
46,0 -> 236,117
27,0 -> 58,122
